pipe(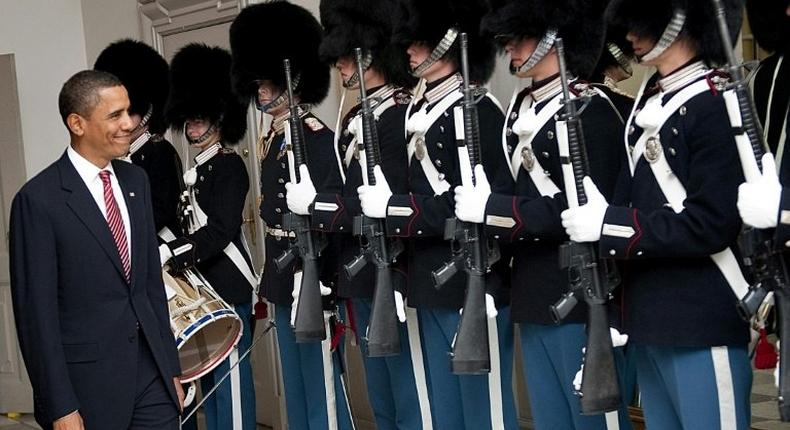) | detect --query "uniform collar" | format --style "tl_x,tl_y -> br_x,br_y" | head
194,142 -> 222,166
424,72 -> 463,105
657,60 -> 709,94
366,84 -> 397,104
270,106 -> 307,137
529,74 -> 565,104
